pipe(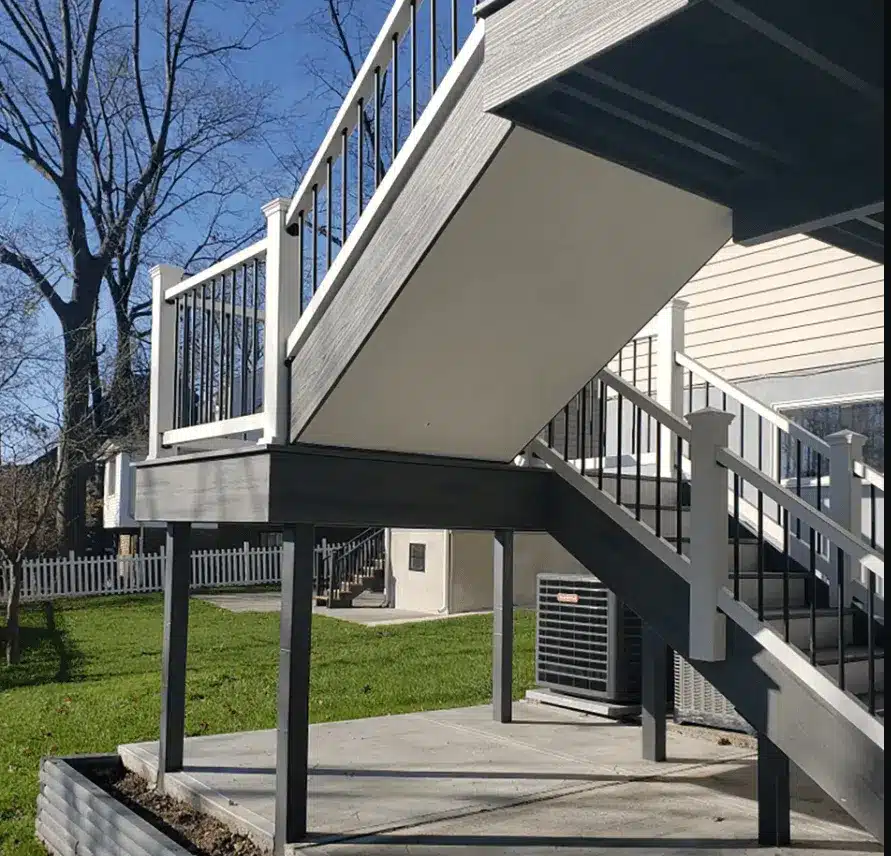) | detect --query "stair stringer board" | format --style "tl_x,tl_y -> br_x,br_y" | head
547,474 -> 884,842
